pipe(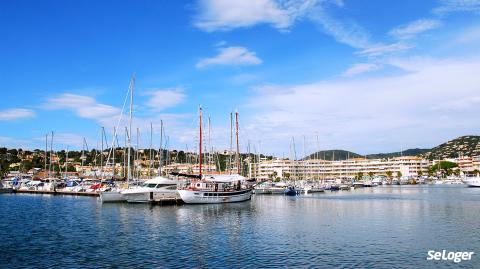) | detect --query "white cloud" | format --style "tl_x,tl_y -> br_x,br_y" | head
243,56 -> 480,155
231,73 -> 259,84
308,6 -> 371,49
356,43 -> 412,57
194,0 -> 371,50
389,19 -> 442,39
454,25 -> 480,44
44,93 -> 120,120
146,89 -> 186,111
0,108 -> 36,121
342,63 -> 381,76
194,0 -> 305,32
196,46 -> 262,68
434,0 -> 480,14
